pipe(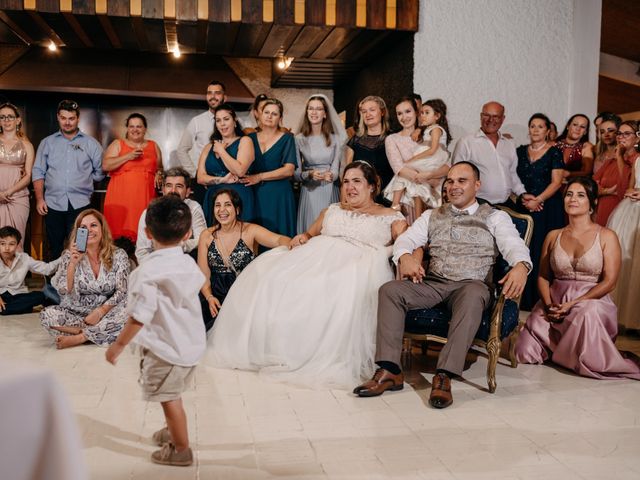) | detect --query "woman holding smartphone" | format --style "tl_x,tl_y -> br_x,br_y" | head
40,209 -> 130,349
